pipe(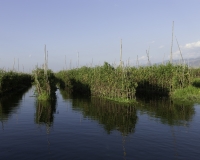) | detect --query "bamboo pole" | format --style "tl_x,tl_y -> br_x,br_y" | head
44,44 -> 47,75
120,39 -> 123,67
146,46 -> 151,66
175,36 -> 184,63
77,52 -> 79,68
47,51 -> 48,70
65,55 -> 66,70
18,58 -> 19,72
170,21 -> 174,63
13,58 -> 15,71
